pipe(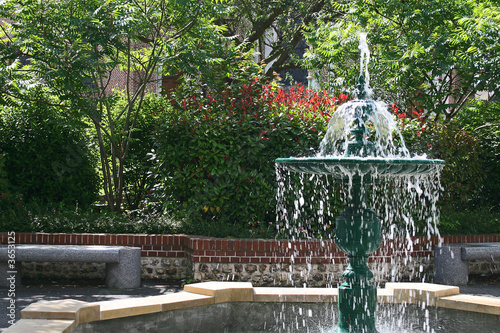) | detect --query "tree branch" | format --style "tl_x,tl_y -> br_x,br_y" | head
265,0 -> 328,76
240,6 -> 285,47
